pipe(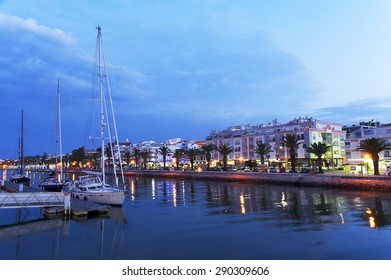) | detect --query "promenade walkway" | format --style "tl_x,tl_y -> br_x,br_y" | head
121,169 -> 391,191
